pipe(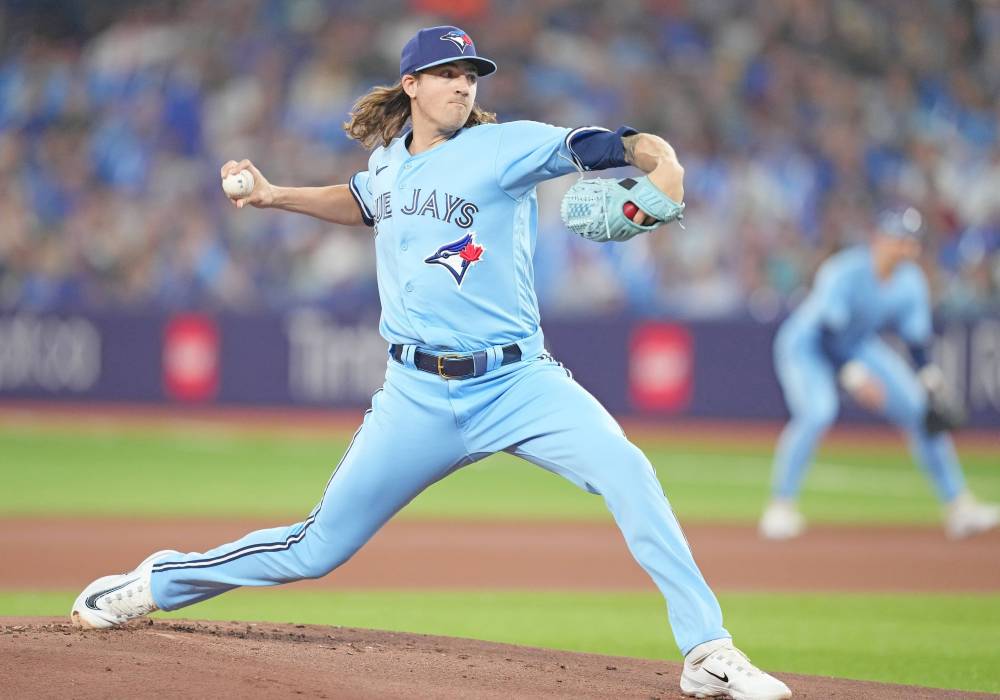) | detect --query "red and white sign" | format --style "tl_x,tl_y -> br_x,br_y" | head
629,323 -> 693,412
163,315 -> 219,401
